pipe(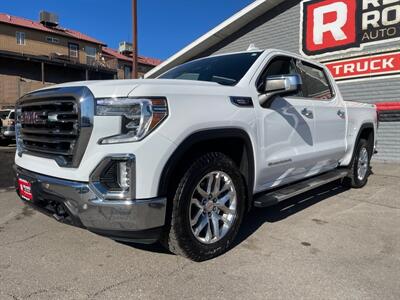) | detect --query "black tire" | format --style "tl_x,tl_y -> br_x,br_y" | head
343,138 -> 371,188
161,152 -> 246,261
